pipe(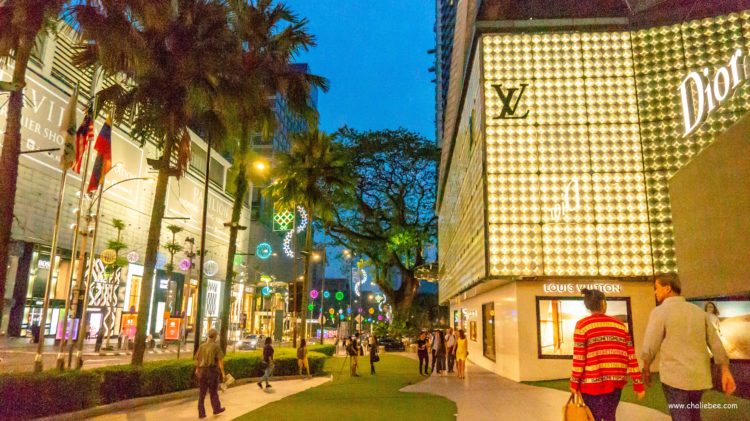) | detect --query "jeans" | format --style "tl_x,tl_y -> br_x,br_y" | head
662,383 -> 704,421
197,366 -> 222,417
418,352 -> 429,374
261,362 -> 274,385
447,348 -> 456,372
435,353 -> 446,373
581,388 -> 621,421
431,350 -> 437,372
